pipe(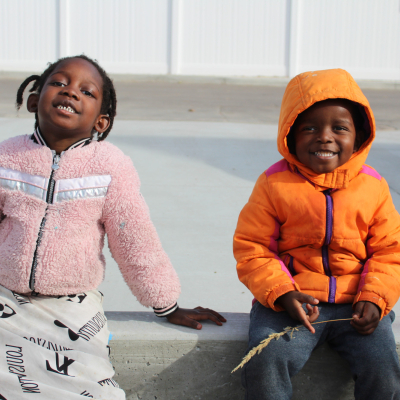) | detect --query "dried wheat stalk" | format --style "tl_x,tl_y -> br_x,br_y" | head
231,318 -> 353,373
